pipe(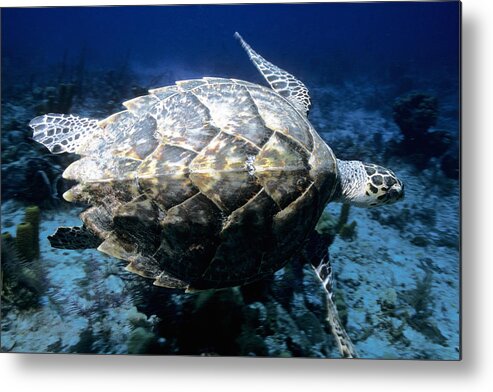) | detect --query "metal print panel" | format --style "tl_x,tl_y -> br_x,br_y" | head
1,1 -> 461,359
